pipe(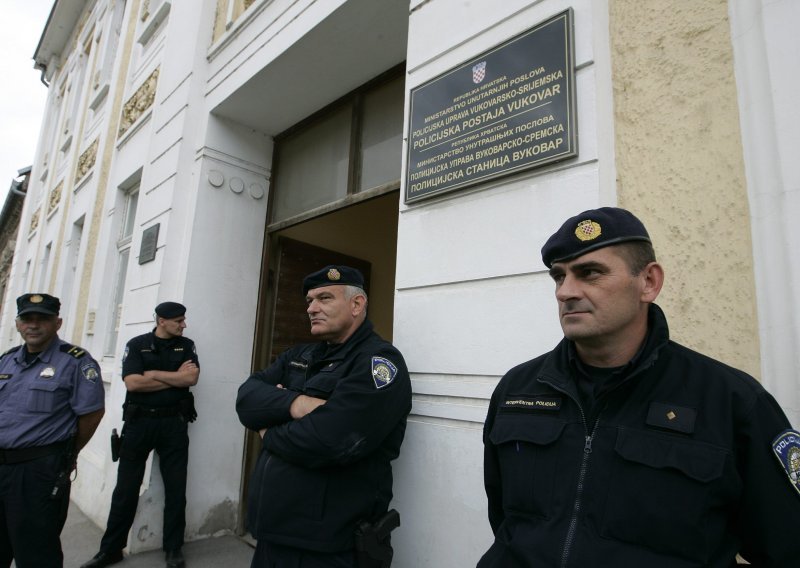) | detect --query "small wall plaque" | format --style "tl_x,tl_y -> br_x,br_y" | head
139,223 -> 160,264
